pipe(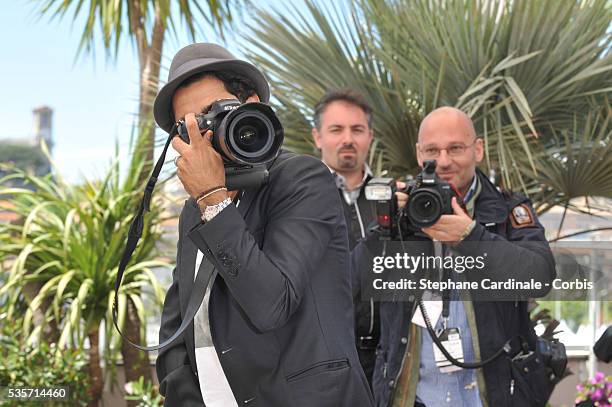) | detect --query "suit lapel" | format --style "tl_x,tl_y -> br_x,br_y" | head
176,199 -> 203,375
178,199 -> 202,313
